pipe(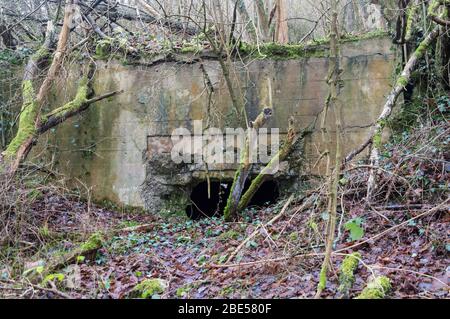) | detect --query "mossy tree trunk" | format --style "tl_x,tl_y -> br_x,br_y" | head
223,108 -> 273,221
237,116 -> 299,212
0,0 -> 118,176
1,21 -> 57,173
345,2 -> 448,184
365,25 -> 441,201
